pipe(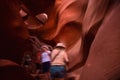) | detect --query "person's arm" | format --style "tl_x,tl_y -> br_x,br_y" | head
47,50 -> 51,55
